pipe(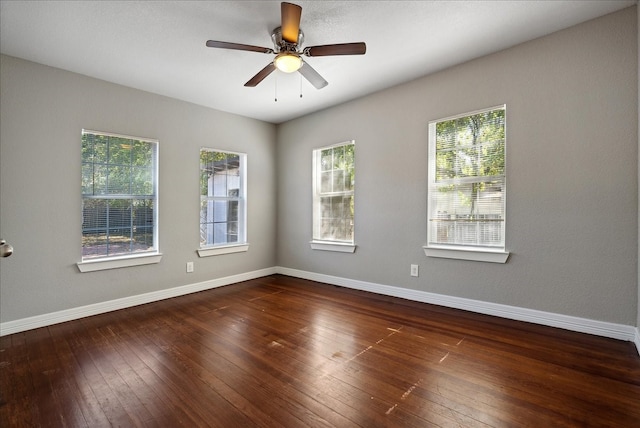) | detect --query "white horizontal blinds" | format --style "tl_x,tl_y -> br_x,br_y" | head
81,131 -> 158,260
315,142 -> 355,243
429,106 -> 506,249
199,149 -> 244,247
